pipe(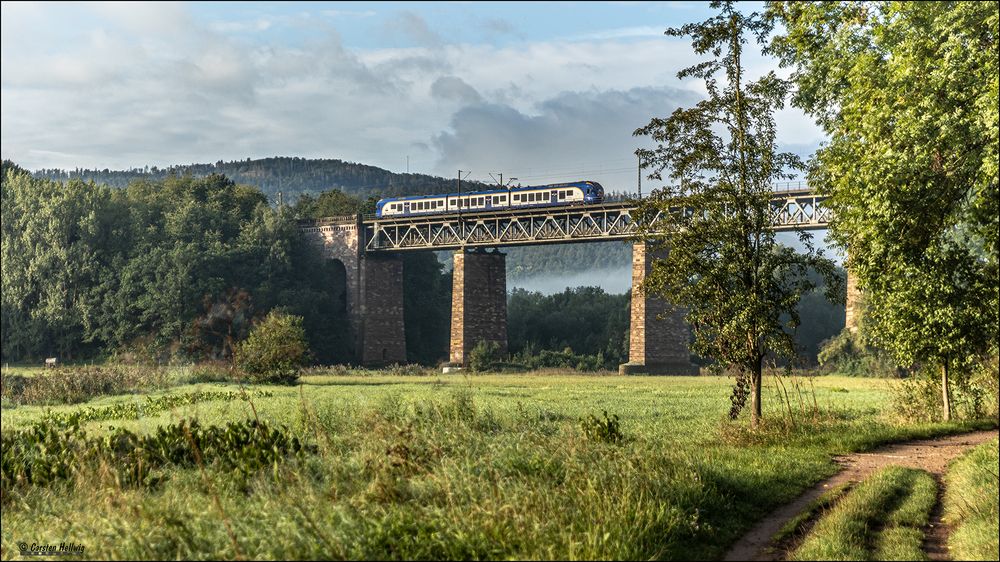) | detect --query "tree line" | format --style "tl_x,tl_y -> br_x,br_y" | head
2,163 -> 351,363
